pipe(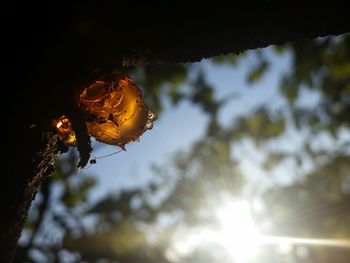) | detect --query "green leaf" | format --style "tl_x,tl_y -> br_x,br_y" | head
247,60 -> 269,84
